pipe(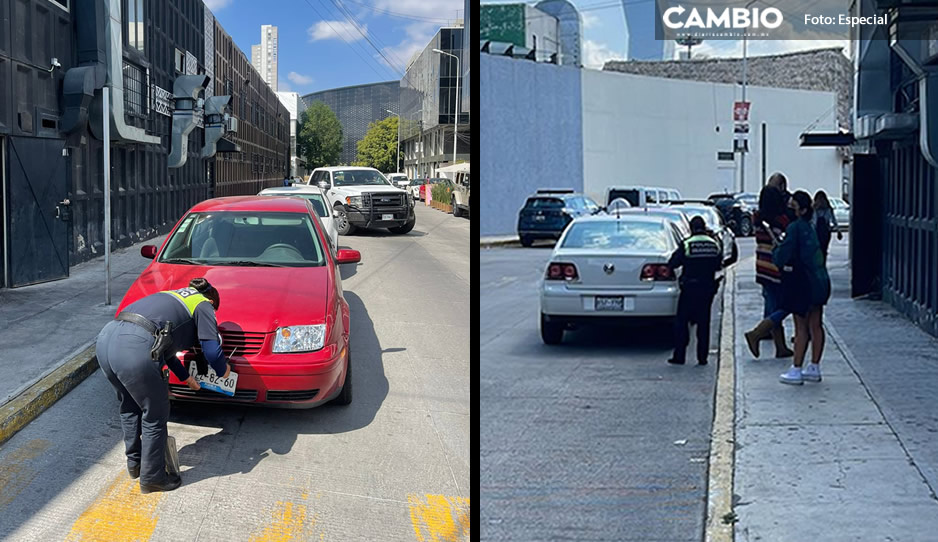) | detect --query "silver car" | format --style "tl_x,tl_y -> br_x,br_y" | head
539,214 -> 684,344
257,185 -> 339,250
668,202 -> 738,266
831,197 -> 849,231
